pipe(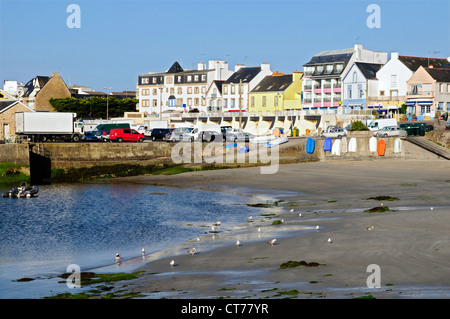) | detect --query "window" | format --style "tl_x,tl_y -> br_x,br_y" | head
202,98 -> 206,106
194,87 -> 199,94
224,99 -> 228,107
166,76 -> 173,84
194,75 -> 199,82
224,85 -> 228,94
187,75 -> 192,82
201,86 -> 206,94
153,99 -> 158,107
194,98 -> 199,106
188,98 -> 192,106
274,95 -> 278,107
316,65 -> 324,74
358,84 -> 363,98
178,76 -> 183,83
231,98 -> 235,107
187,87 -> 192,94
141,99 -> 150,107
326,64 -> 333,74
176,98 -> 183,106
141,77 -> 149,84
153,88 -> 157,95
423,84 -> 432,94
141,89 -> 150,96
335,64 -> 344,73
251,96 -> 255,107
391,75 -> 397,88
347,85 -> 352,99
353,72 -> 357,83
152,77 -> 157,84
380,90 -> 385,96
201,75 -> 206,82
262,96 -> 266,107
231,85 -> 235,94
438,102 -> 444,110
170,88 -> 174,94
447,102 -> 450,111
440,83 -> 445,93
177,87 -> 182,94
410,85 -> 418,95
